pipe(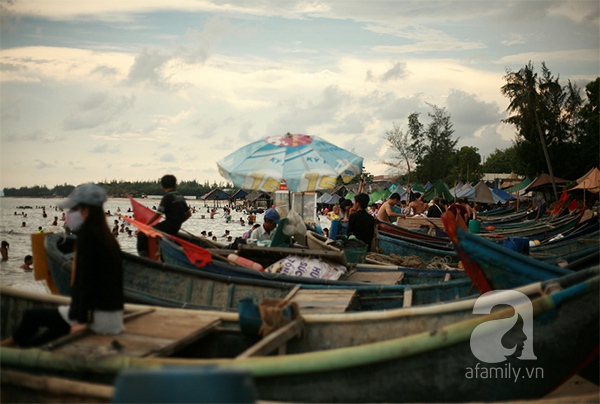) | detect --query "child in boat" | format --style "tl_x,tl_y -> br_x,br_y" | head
1,184 -> 124,348
136,174 -> 191,257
